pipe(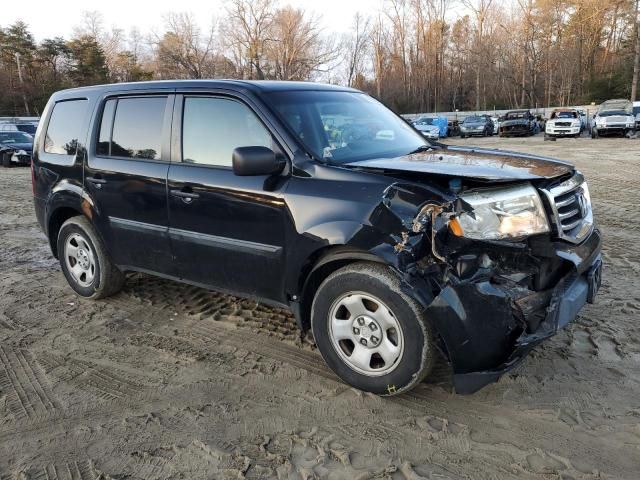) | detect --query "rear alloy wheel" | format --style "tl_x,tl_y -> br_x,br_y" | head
57,216 -> 125,299
311,262 -> 436,396
64,233 -> 97,288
